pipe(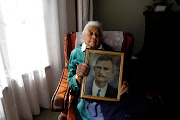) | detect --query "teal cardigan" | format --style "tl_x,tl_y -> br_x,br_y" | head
67,45 -> 91,120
